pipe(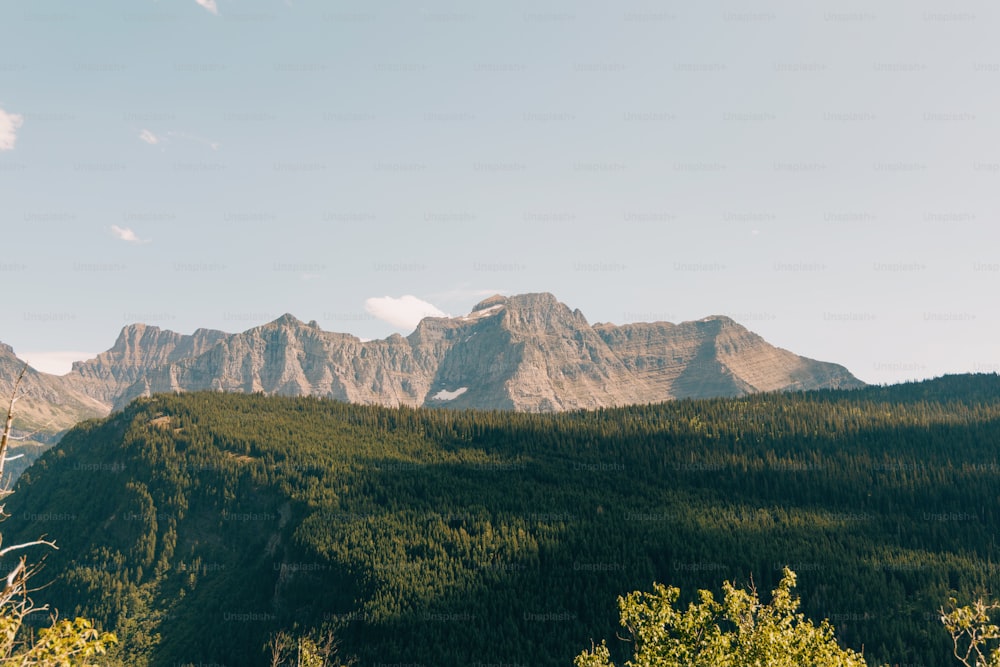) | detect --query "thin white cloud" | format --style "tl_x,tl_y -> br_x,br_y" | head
166,131 -> 220,151
134,129 -> 219,151
365,295 -> 448,330
19,351 -> 98,376
0,107 -> 25,151
195,0 -> 219,15
110,225 -> 150,244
